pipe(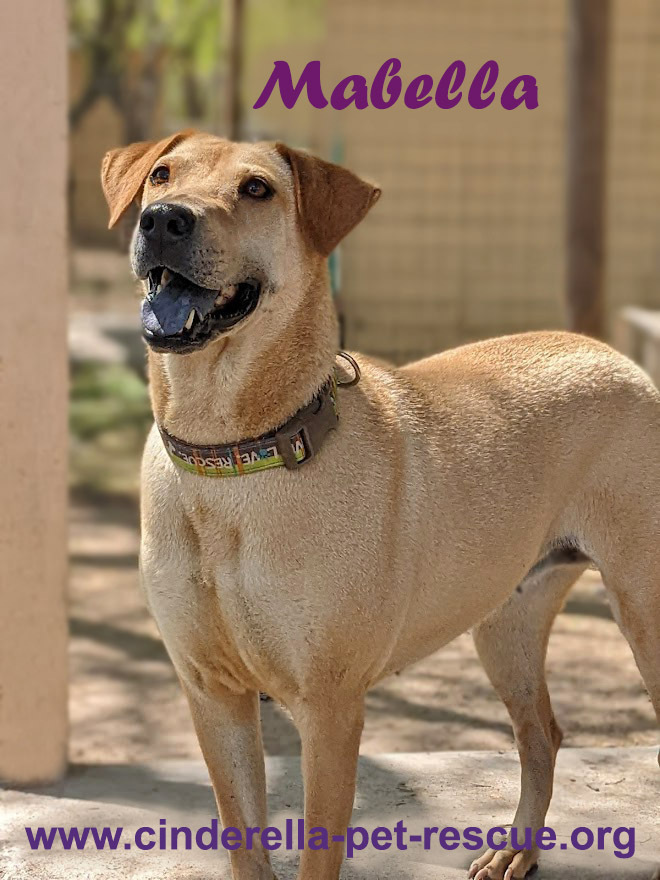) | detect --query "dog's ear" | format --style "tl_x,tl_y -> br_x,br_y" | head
275,143 -> 381,257
101,130 -> 195,229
